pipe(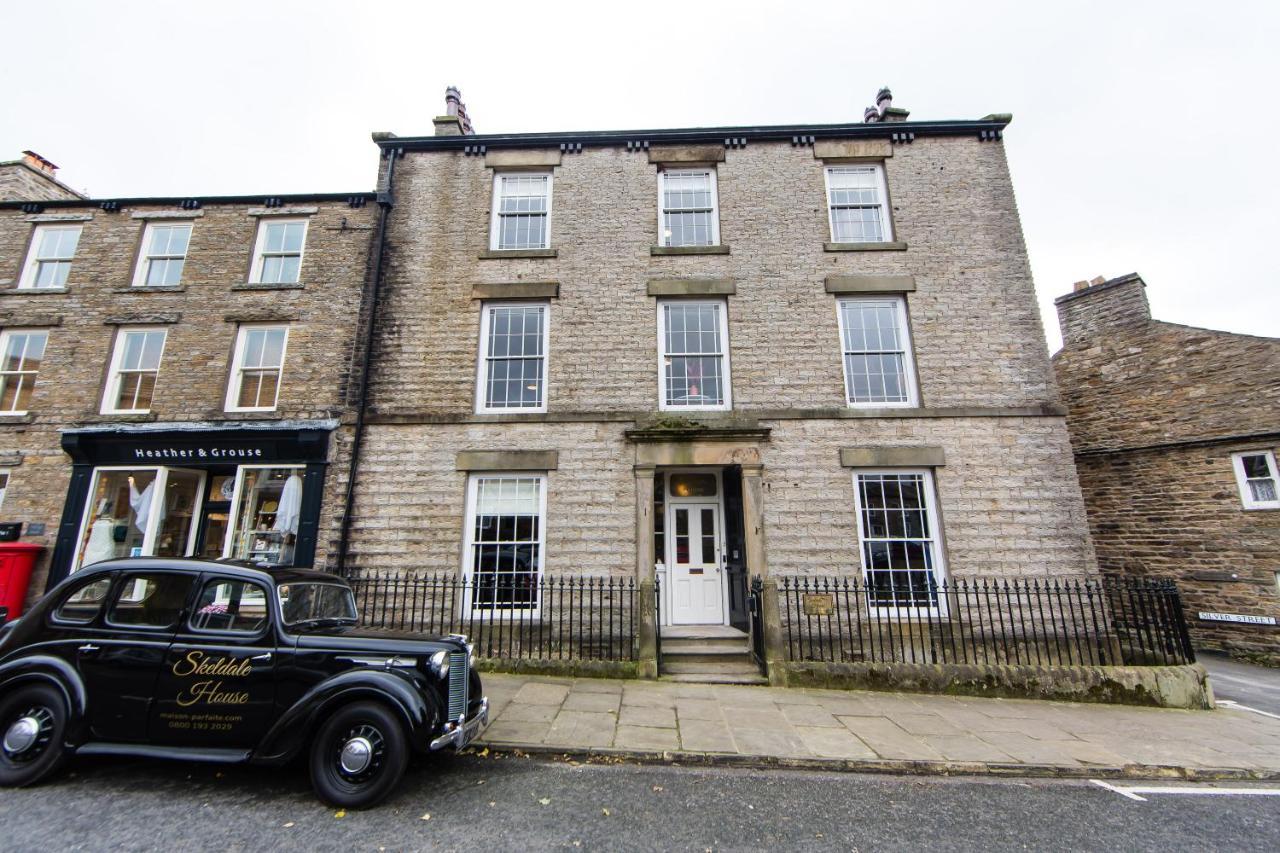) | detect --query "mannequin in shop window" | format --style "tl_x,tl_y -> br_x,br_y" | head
82,499 -> 118,566
272,473 -> 303,565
